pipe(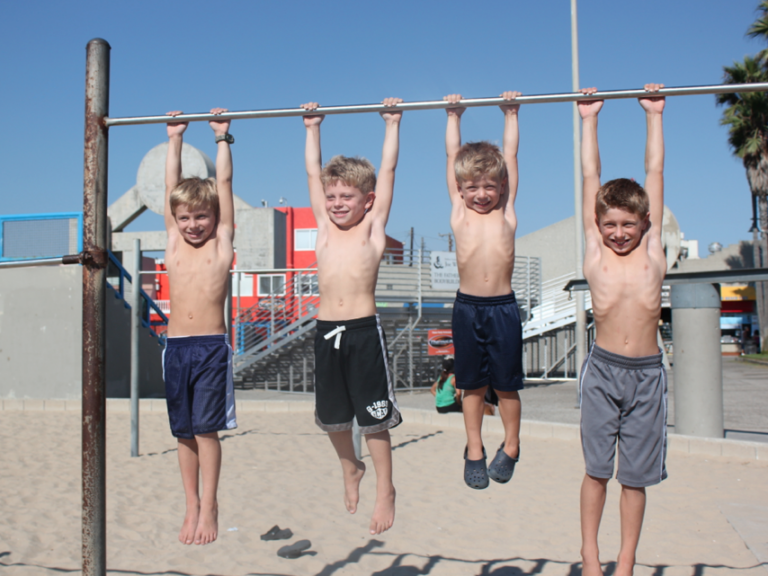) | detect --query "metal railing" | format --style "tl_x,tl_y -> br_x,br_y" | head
106,252 -> 168,339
